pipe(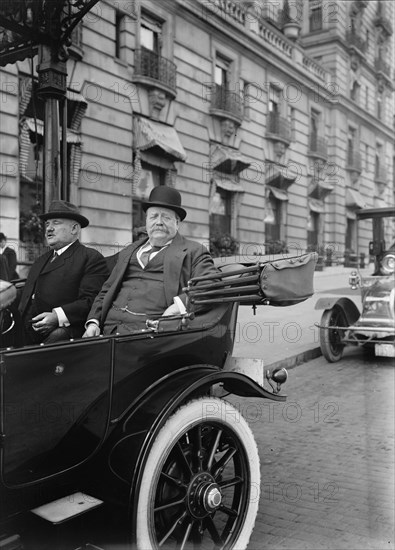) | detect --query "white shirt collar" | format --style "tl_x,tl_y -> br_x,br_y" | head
136,239 -> 172,268
54,242 -> 74,256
